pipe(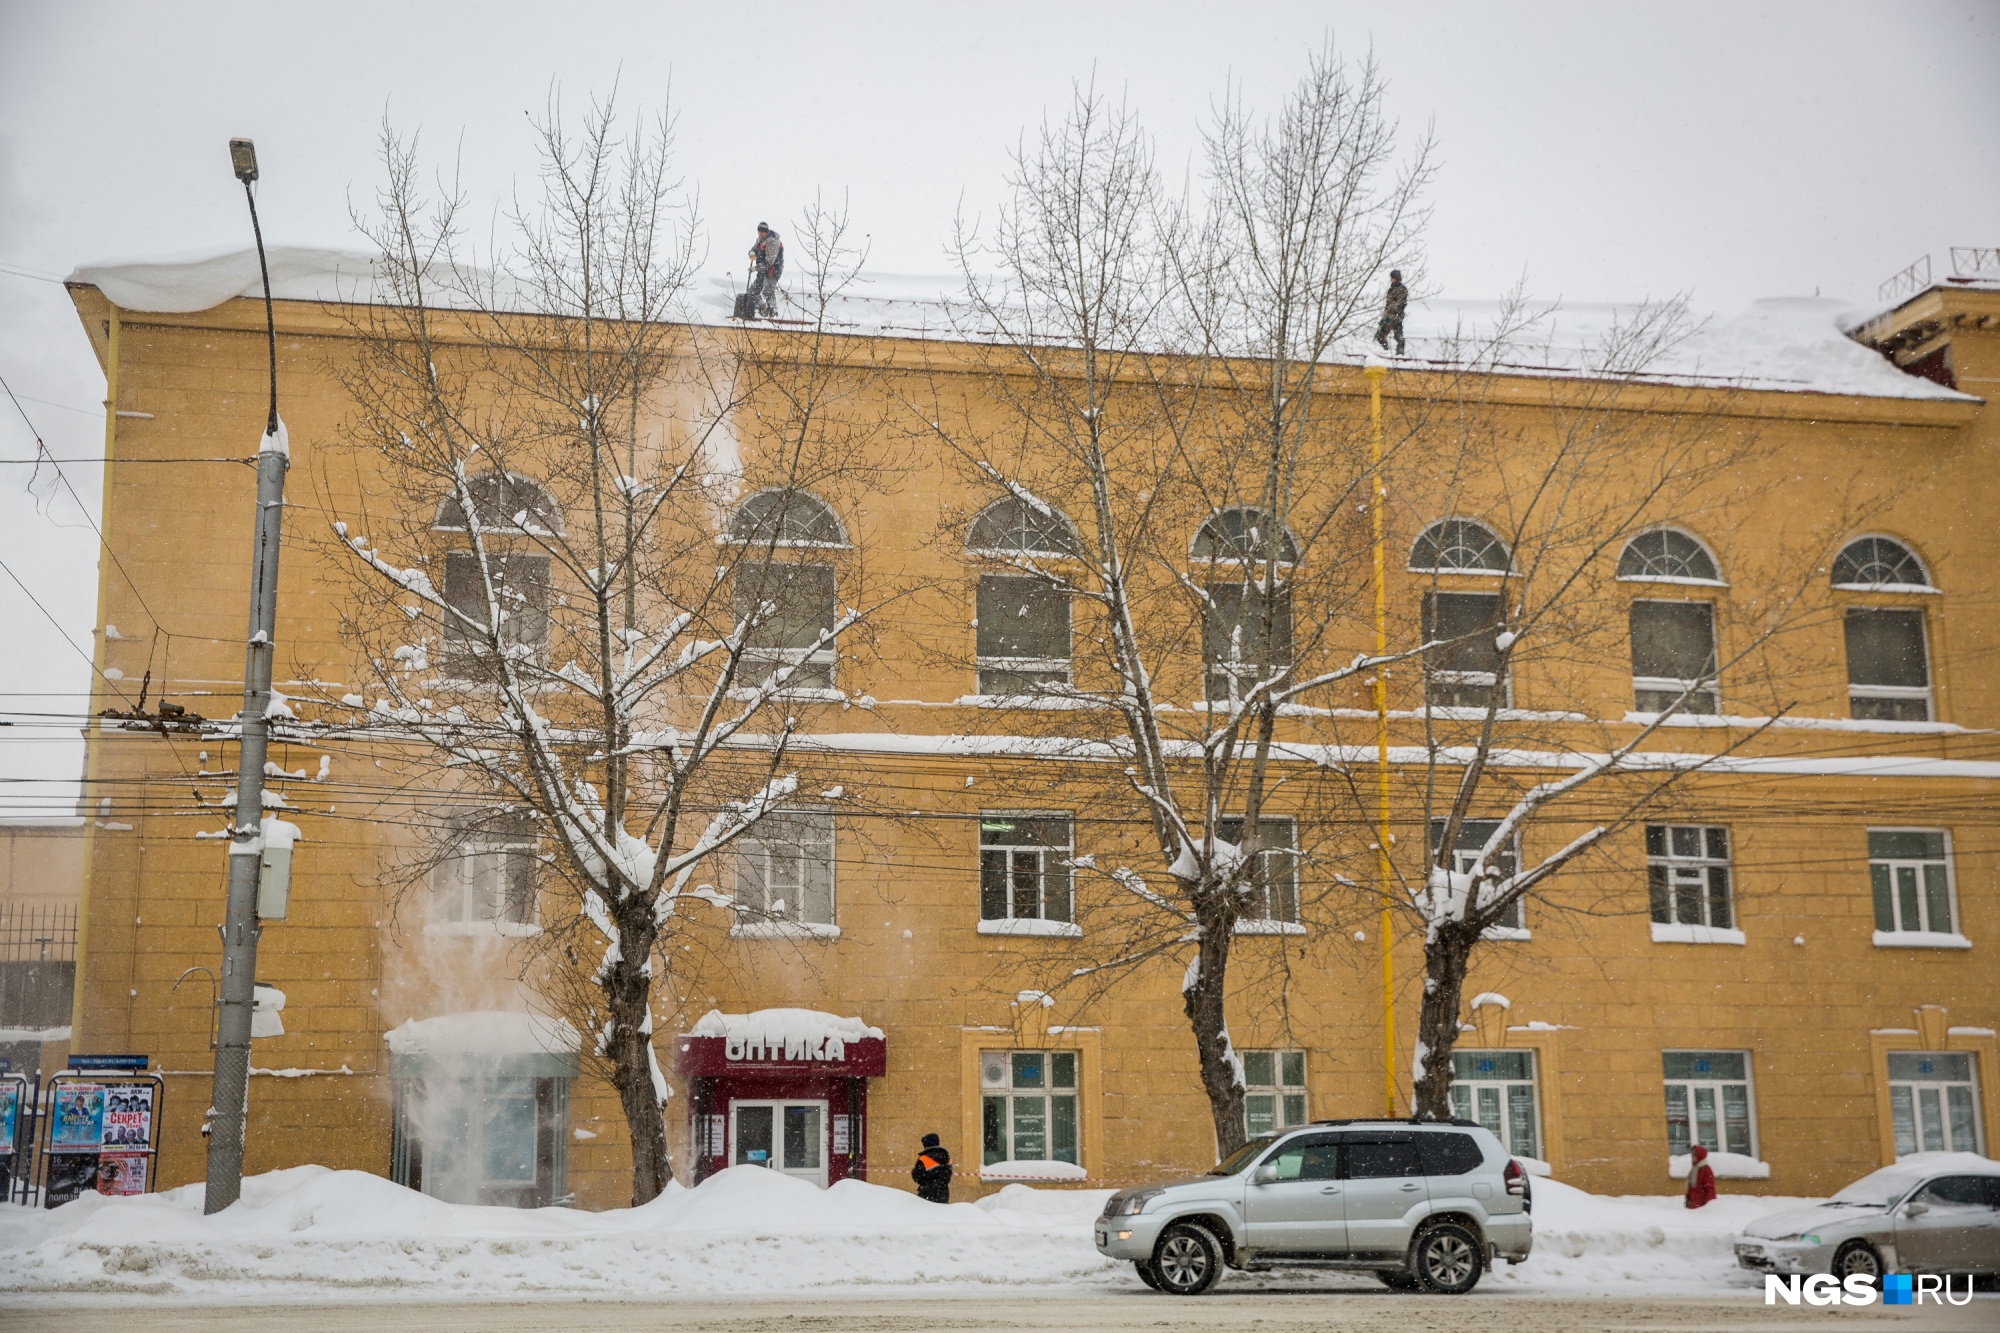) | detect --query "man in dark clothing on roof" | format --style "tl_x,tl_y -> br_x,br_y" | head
749,222 -> 784,318
1375,269 -> 1408,355
911,1132 -> 953,1203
